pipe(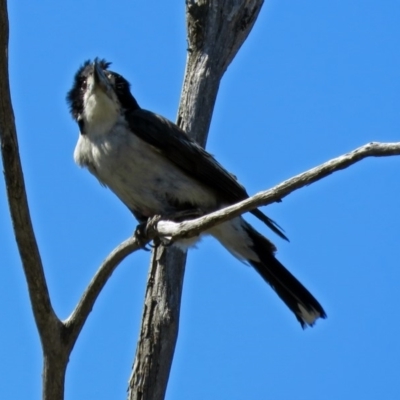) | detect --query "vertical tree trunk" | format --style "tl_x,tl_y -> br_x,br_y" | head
129,247 -> 187,400
128,2 -> 264,399
42,353 -> 68,400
